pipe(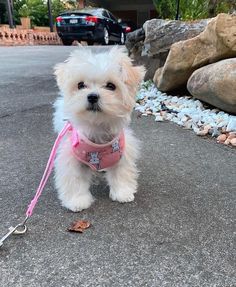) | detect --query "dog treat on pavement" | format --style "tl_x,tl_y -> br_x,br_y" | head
68,220 -> 91,233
